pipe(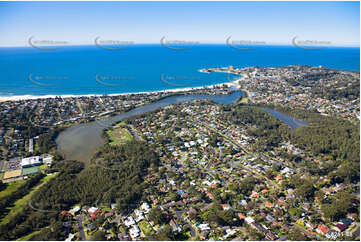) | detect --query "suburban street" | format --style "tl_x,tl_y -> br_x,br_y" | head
76,215 -> 86,241
175,210 -> 196,237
